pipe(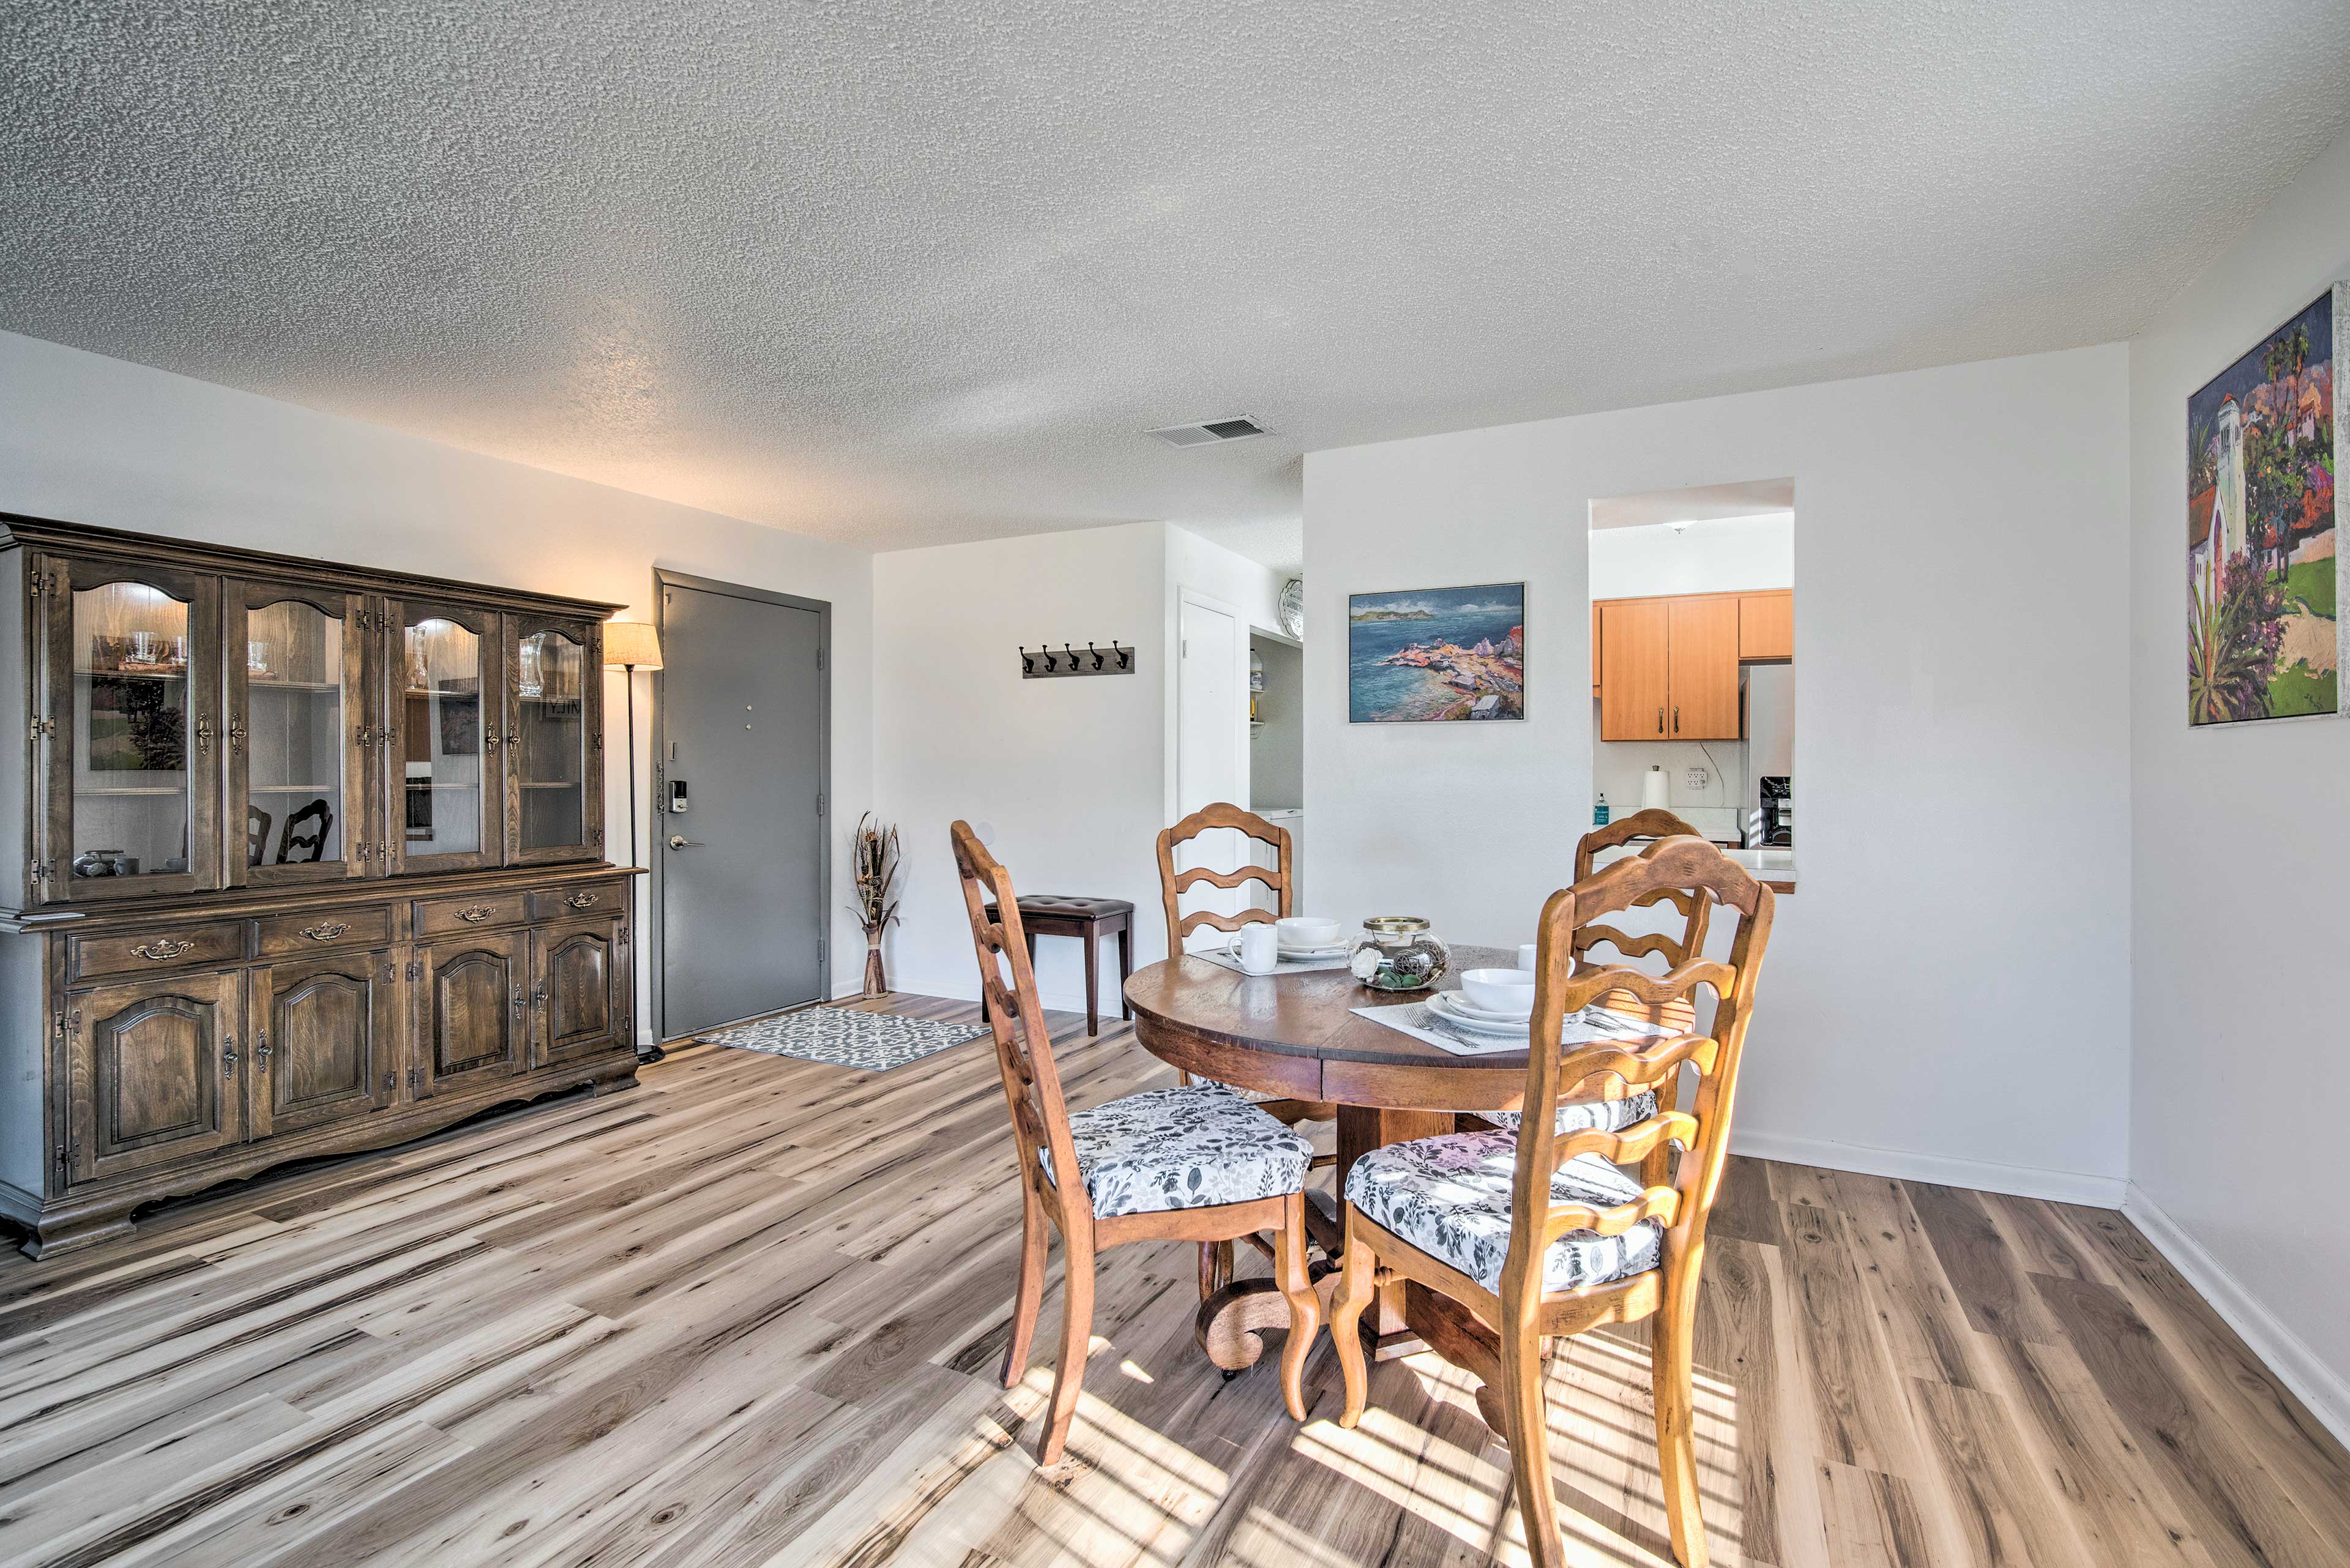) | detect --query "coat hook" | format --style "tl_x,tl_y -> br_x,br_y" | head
1115,646 -> 1132,670
1089,642 -> 1104,670
1020,646 -> 1035,676
1042,648 -> 1058,673
1063,643 -> 1078,674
